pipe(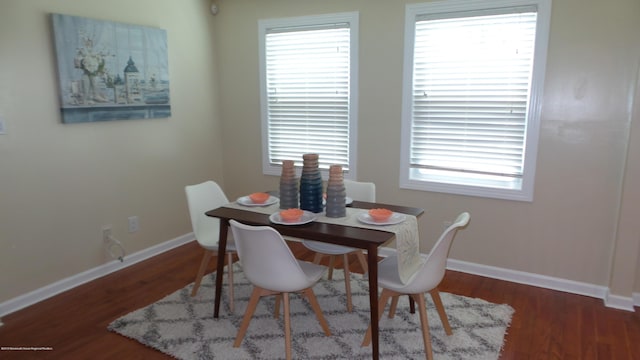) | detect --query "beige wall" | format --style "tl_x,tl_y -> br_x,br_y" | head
1,0 -> 639,308
213,0 -> 640,298
0,0 -> 225,302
